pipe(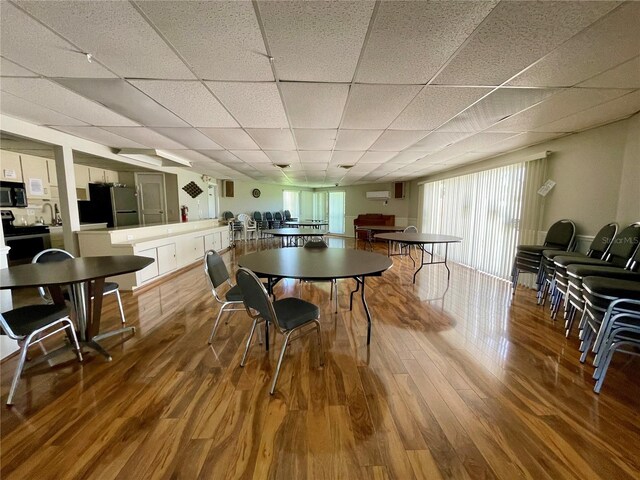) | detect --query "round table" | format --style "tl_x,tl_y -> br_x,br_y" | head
0,255 -> 154,360
355,225 -> 406,250
239,248 -> 392,344
261,228 -> 328,247
374,233 -> 462,283
284,221 -> 329,229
